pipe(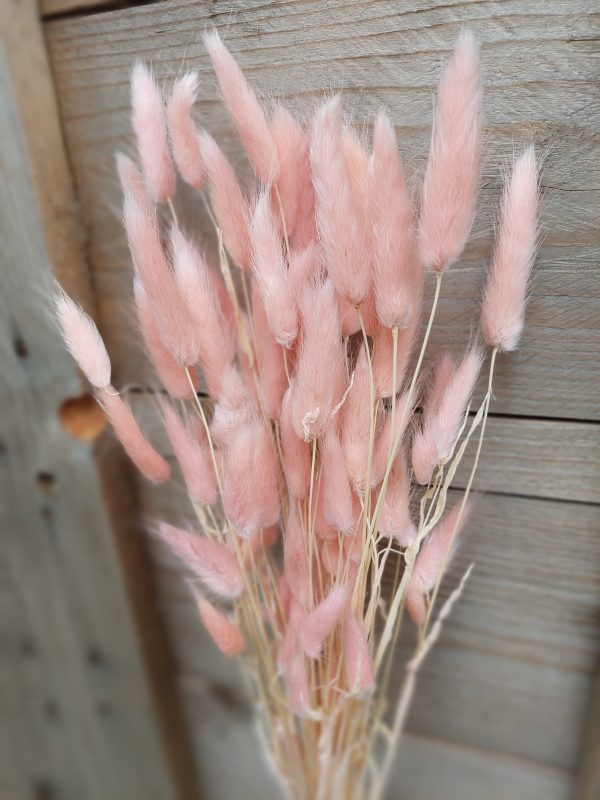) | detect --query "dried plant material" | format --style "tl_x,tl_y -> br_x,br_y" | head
55,29 -> 539,800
